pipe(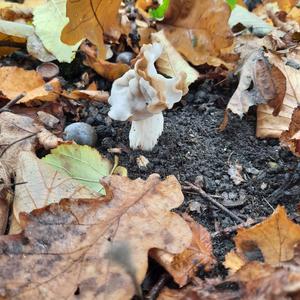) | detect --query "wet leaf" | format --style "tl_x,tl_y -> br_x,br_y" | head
160,0 -> 233,66
224,206 -> 300,272
61,0 -> 122,59
42,144 -> 118,194
0,174 -> 192,300
151,214 -> 216,287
